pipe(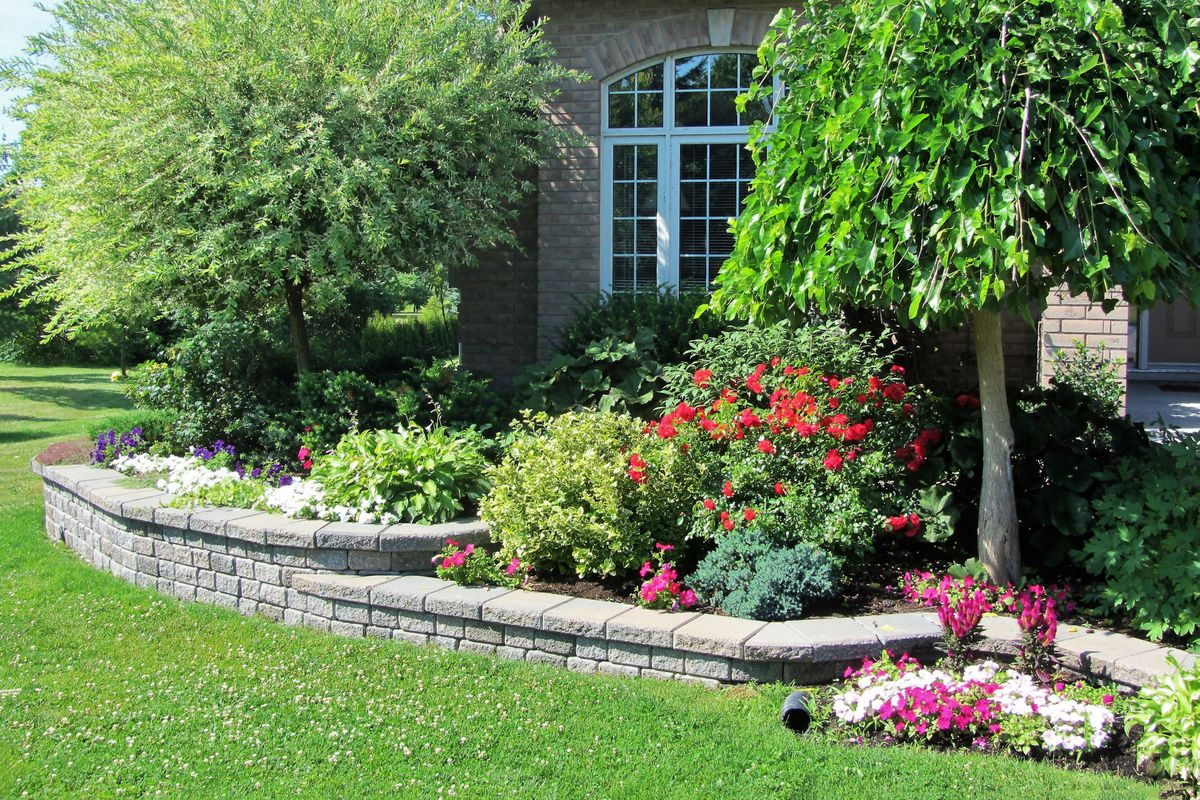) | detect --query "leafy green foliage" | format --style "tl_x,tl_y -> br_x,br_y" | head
943,384 -> 1149,571
295,370 -> 399,451
1082,432 -> 1200,642
660,321 -> 893,410
312,426 -> 489,525
518,290 -> 727,417
168,477 -> 268,511
1048,340 -> 1124,417
689,528 -> 840,621
480,411 -> 708,578
714,0 -> 1200,327
1127,656 -> 1200,788
4,0 -> 577,364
